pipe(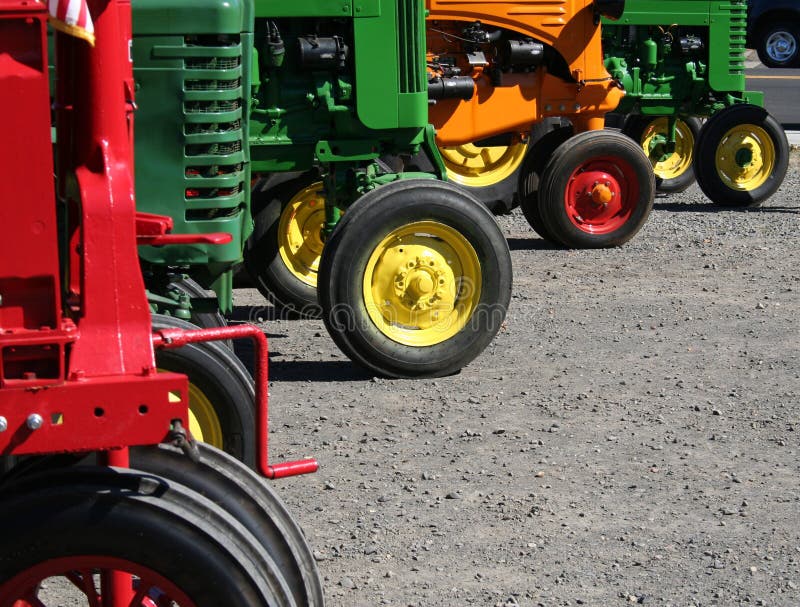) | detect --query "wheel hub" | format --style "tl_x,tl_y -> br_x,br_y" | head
363,221 -> 481,346
640,117 -> 694,181
715,125 -> 775,191
394,256 -> 447,311
564,157 -> 638,235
